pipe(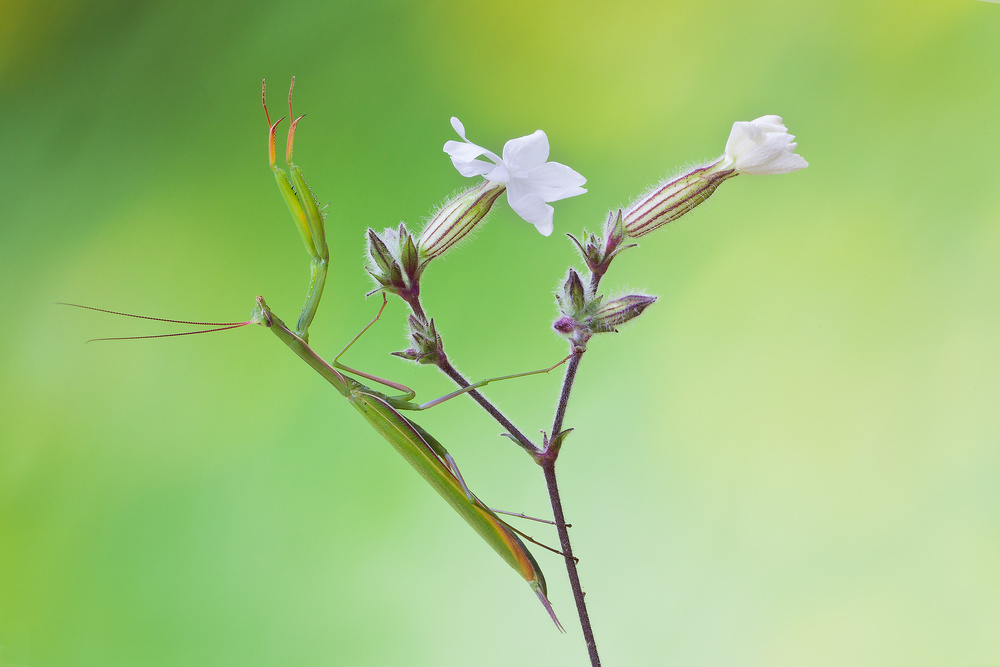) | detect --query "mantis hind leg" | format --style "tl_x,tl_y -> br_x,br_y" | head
413,354 -> 573,410
330,294 -> 417,400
